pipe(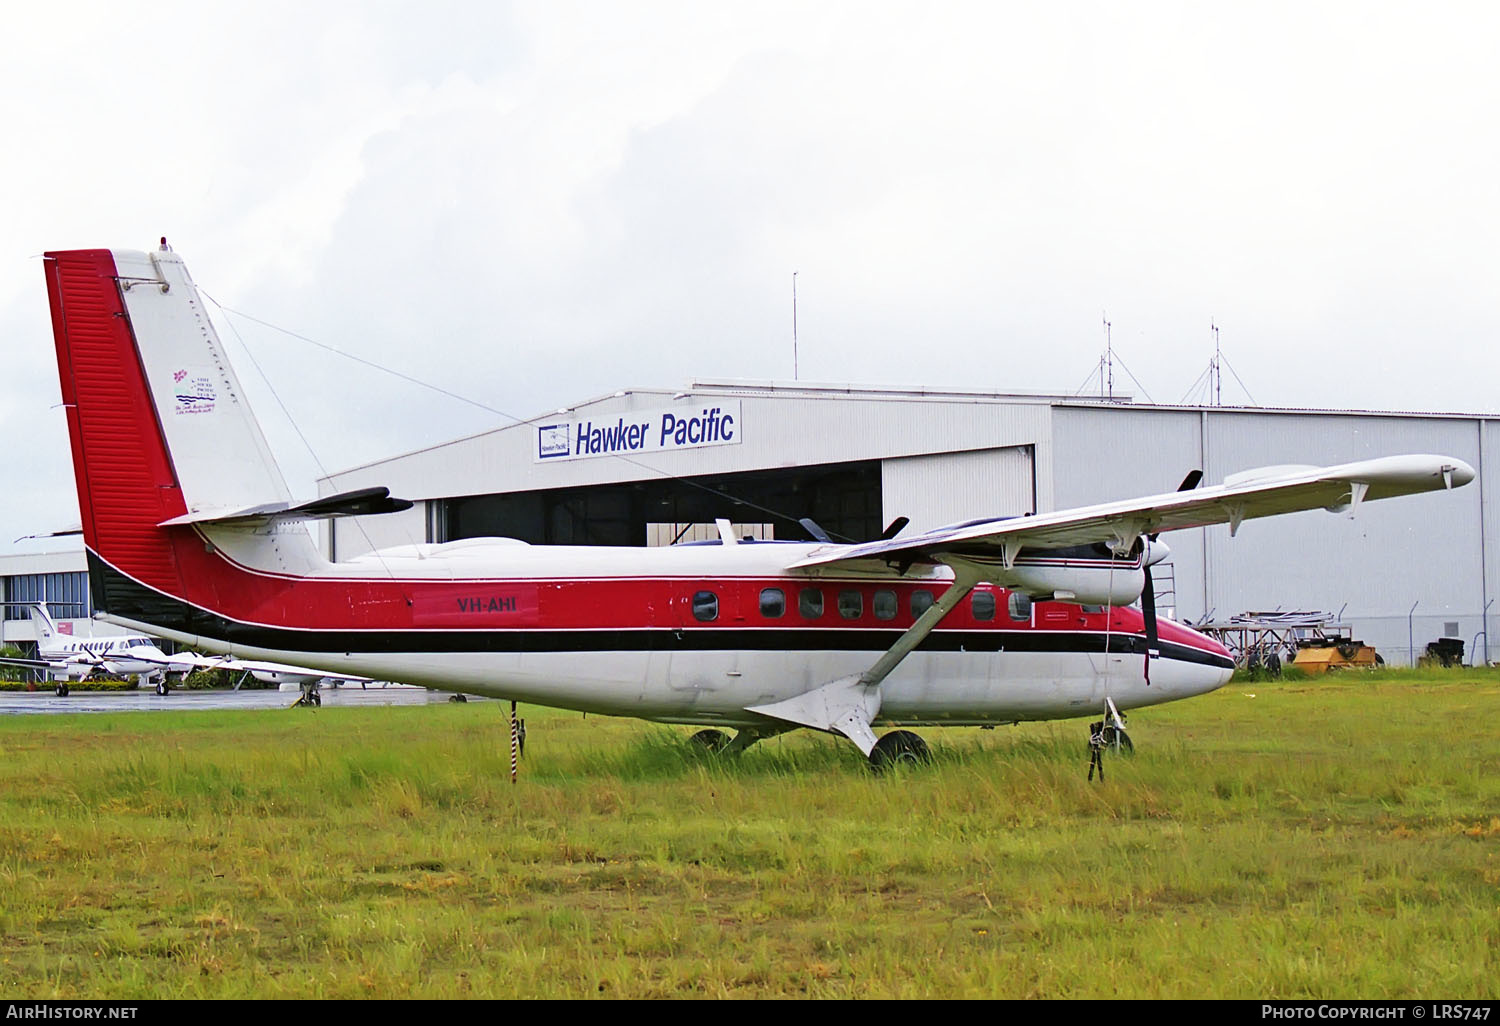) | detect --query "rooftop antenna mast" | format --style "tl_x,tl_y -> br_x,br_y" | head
1178,320 -> 1257,407
792,271 -> 799,381
1103,313 -> 1114,400
1211,321 -> 1221,406
1073,313 -> 1156,404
